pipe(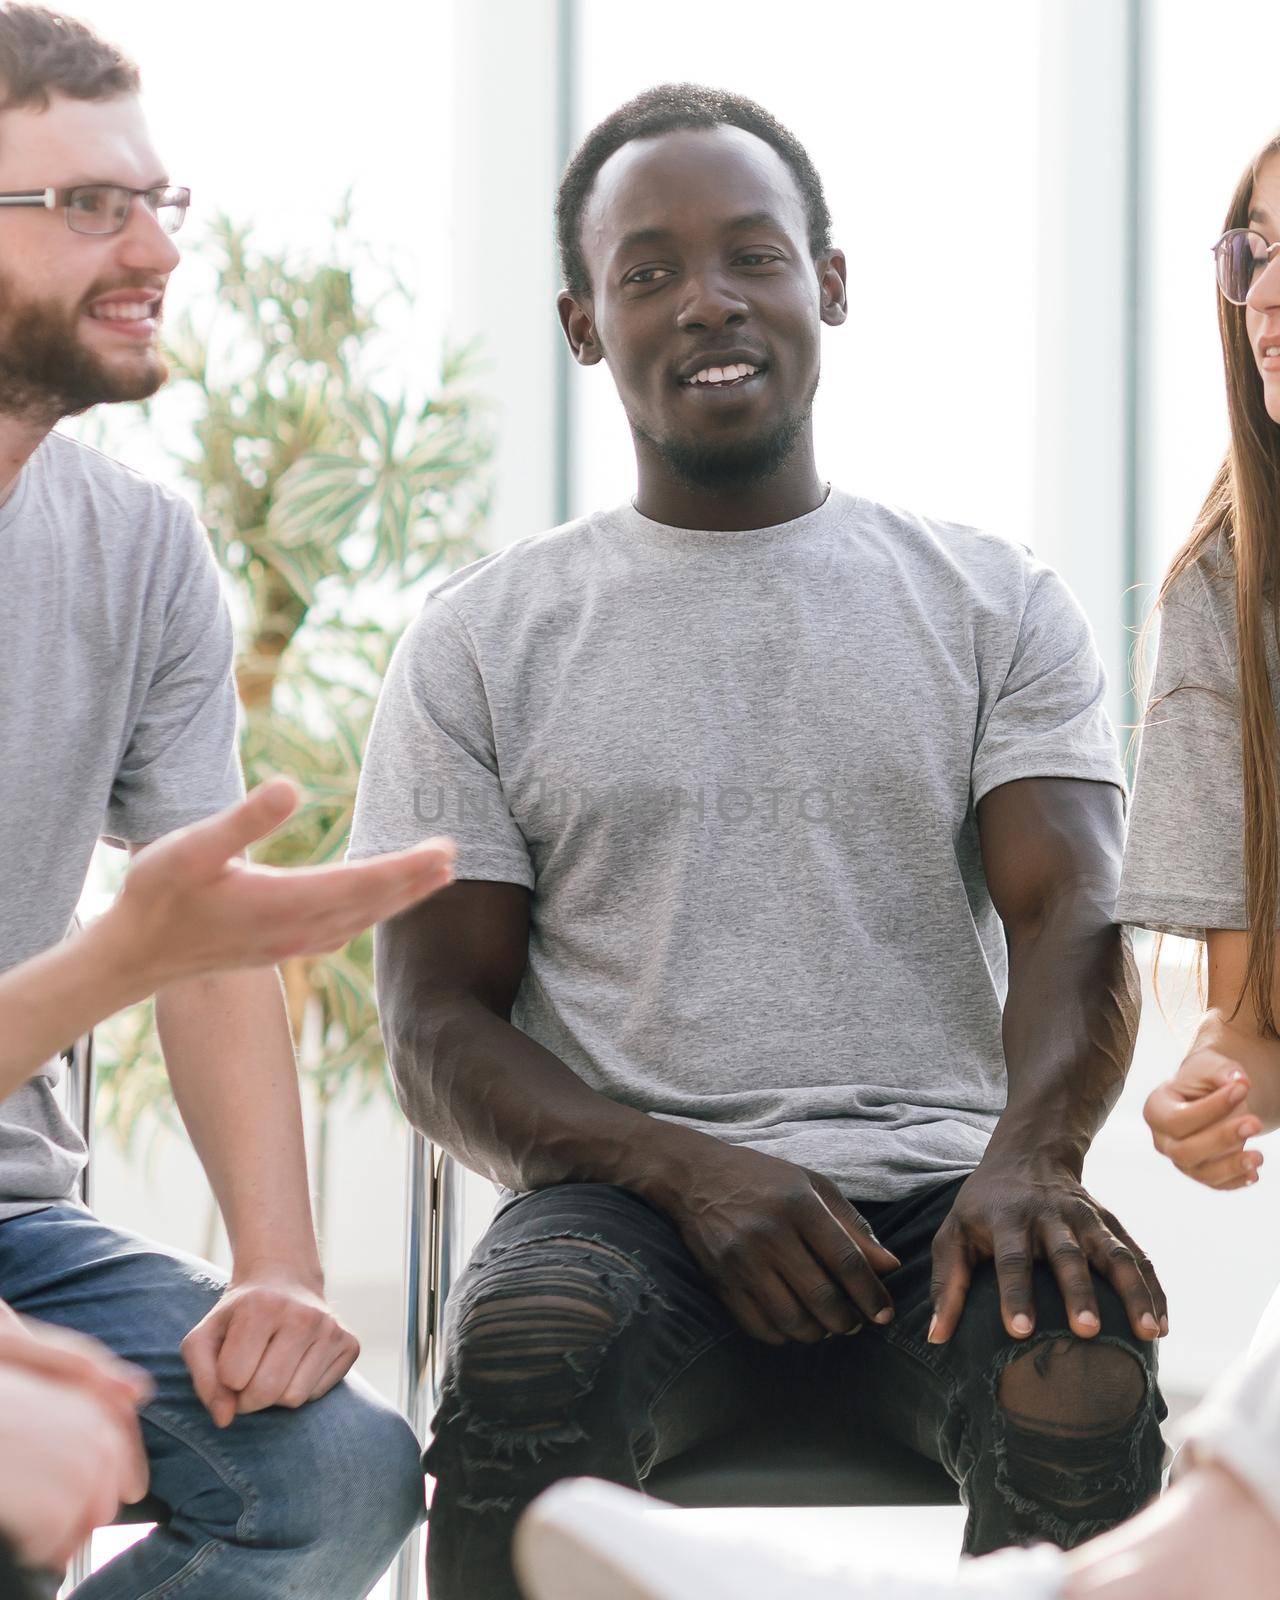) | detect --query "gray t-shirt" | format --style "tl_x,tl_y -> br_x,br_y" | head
1117,543 -> 1271,938
351,489 -> 1125,1200
0,432 -> 243,1221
